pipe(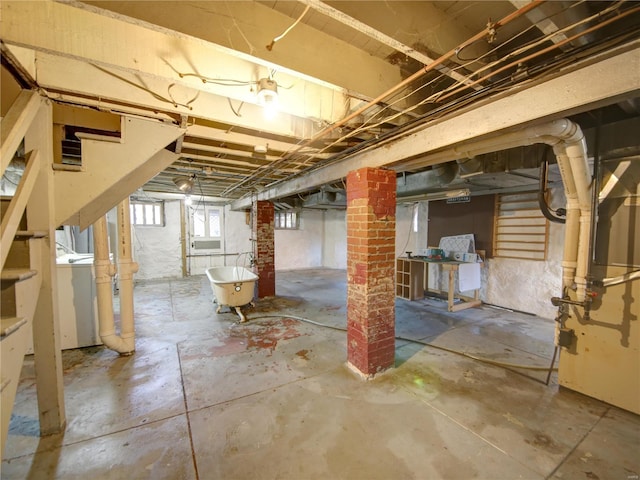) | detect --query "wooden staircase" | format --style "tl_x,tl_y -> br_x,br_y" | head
1,89 -> 65,459
1,202 -> 45,456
